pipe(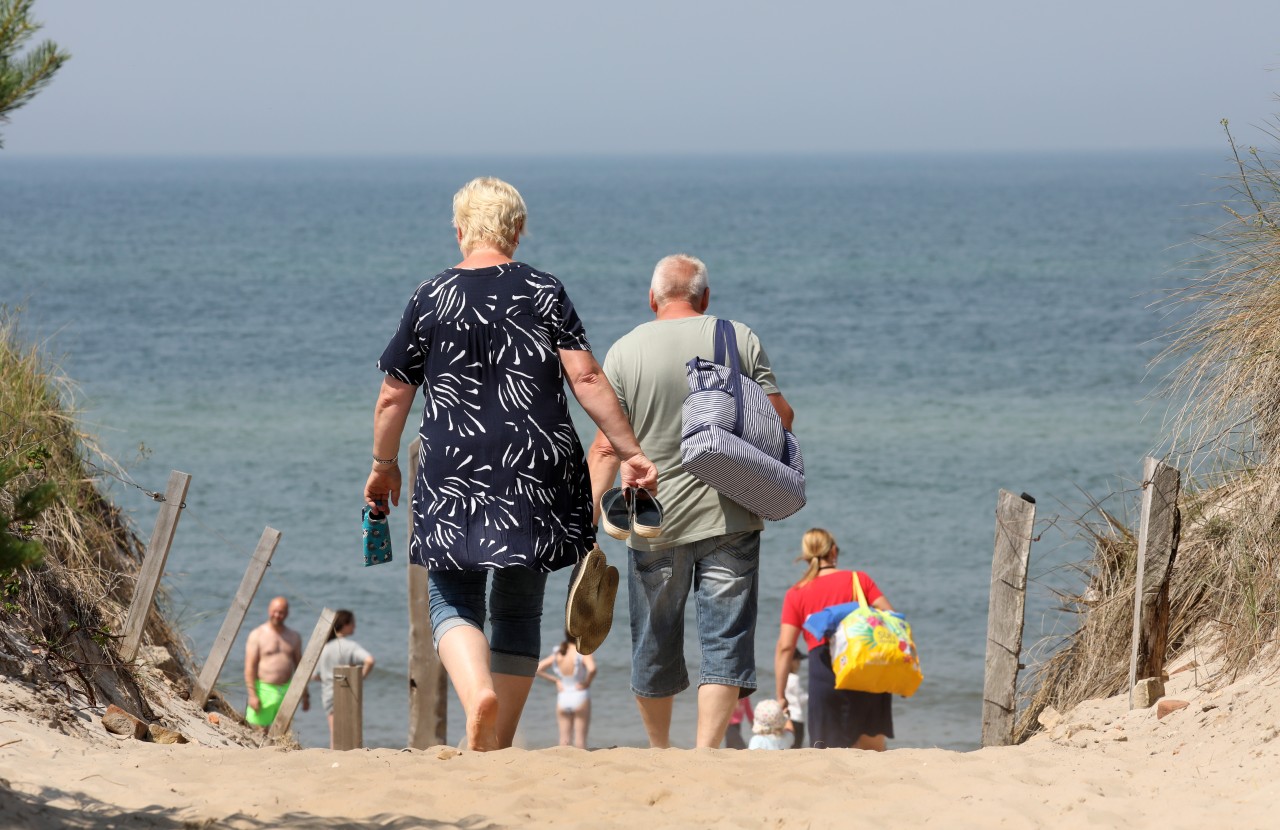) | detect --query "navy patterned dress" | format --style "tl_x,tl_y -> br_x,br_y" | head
378,262 -> 597,572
